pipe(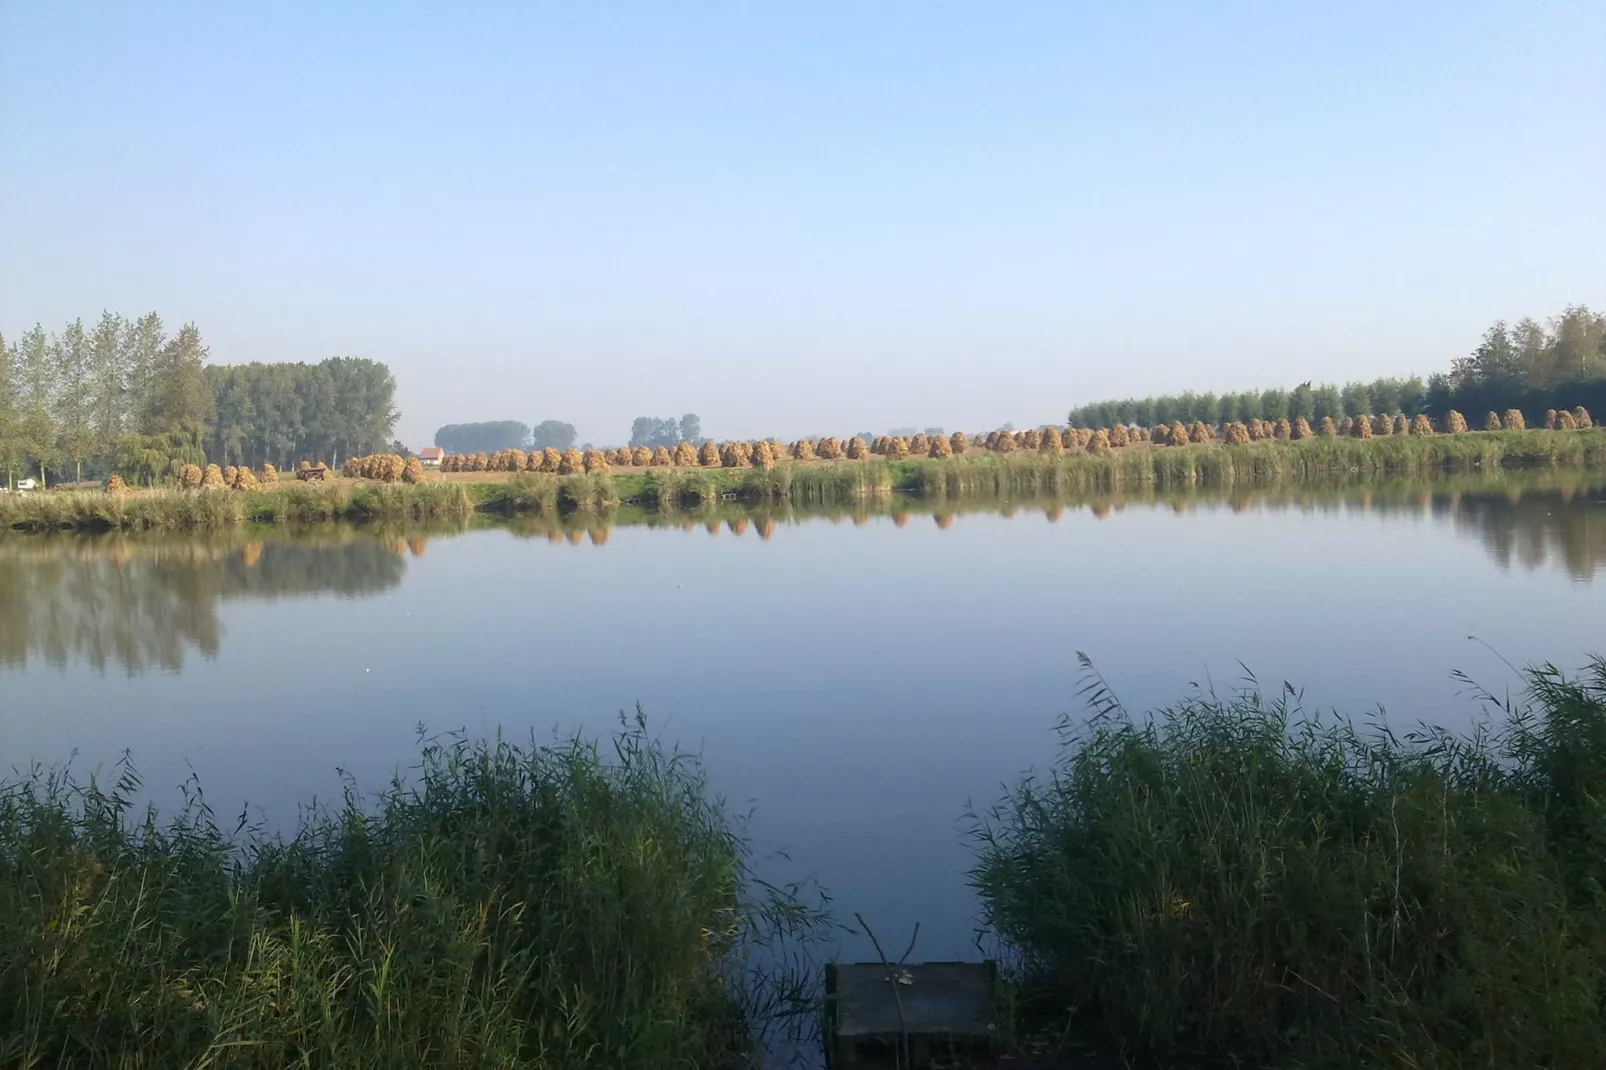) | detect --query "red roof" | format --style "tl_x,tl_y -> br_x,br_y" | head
419,447 -> 445,460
